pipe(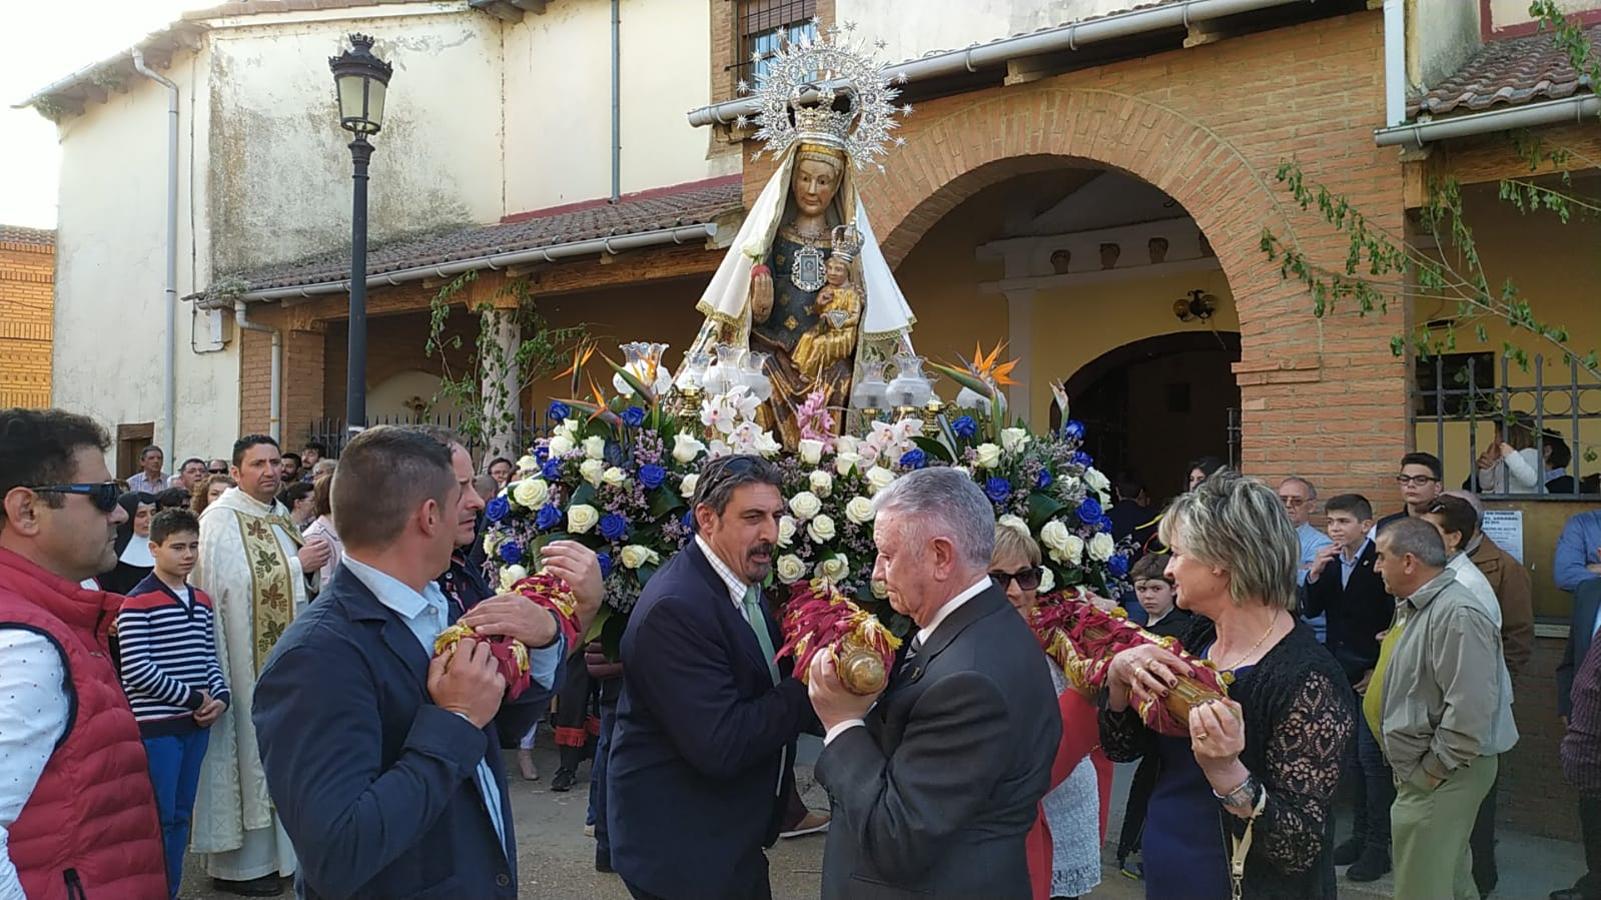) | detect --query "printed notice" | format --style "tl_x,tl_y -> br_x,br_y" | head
1481,510 -> 1524,565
